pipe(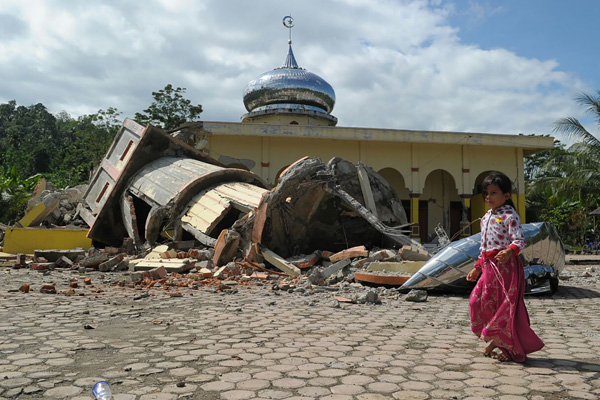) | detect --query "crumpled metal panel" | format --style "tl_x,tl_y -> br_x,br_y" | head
401,222 -> 565,294
127,157 -> 225,207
